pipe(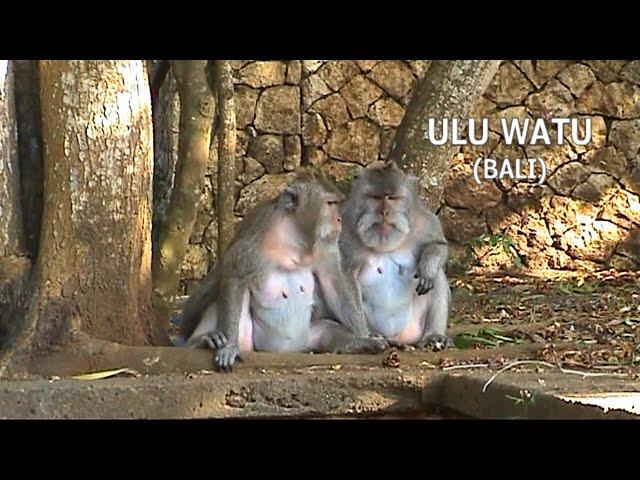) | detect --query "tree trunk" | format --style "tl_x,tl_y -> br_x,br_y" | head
152,61 -> 216,304
0,60 -> 30,347
214,60 -> 236,257
0,61 -> 24,259
13,60 -> 44,260
0,60 -> 166,377
151,65 -> 180,254
391,60 -> 501,209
